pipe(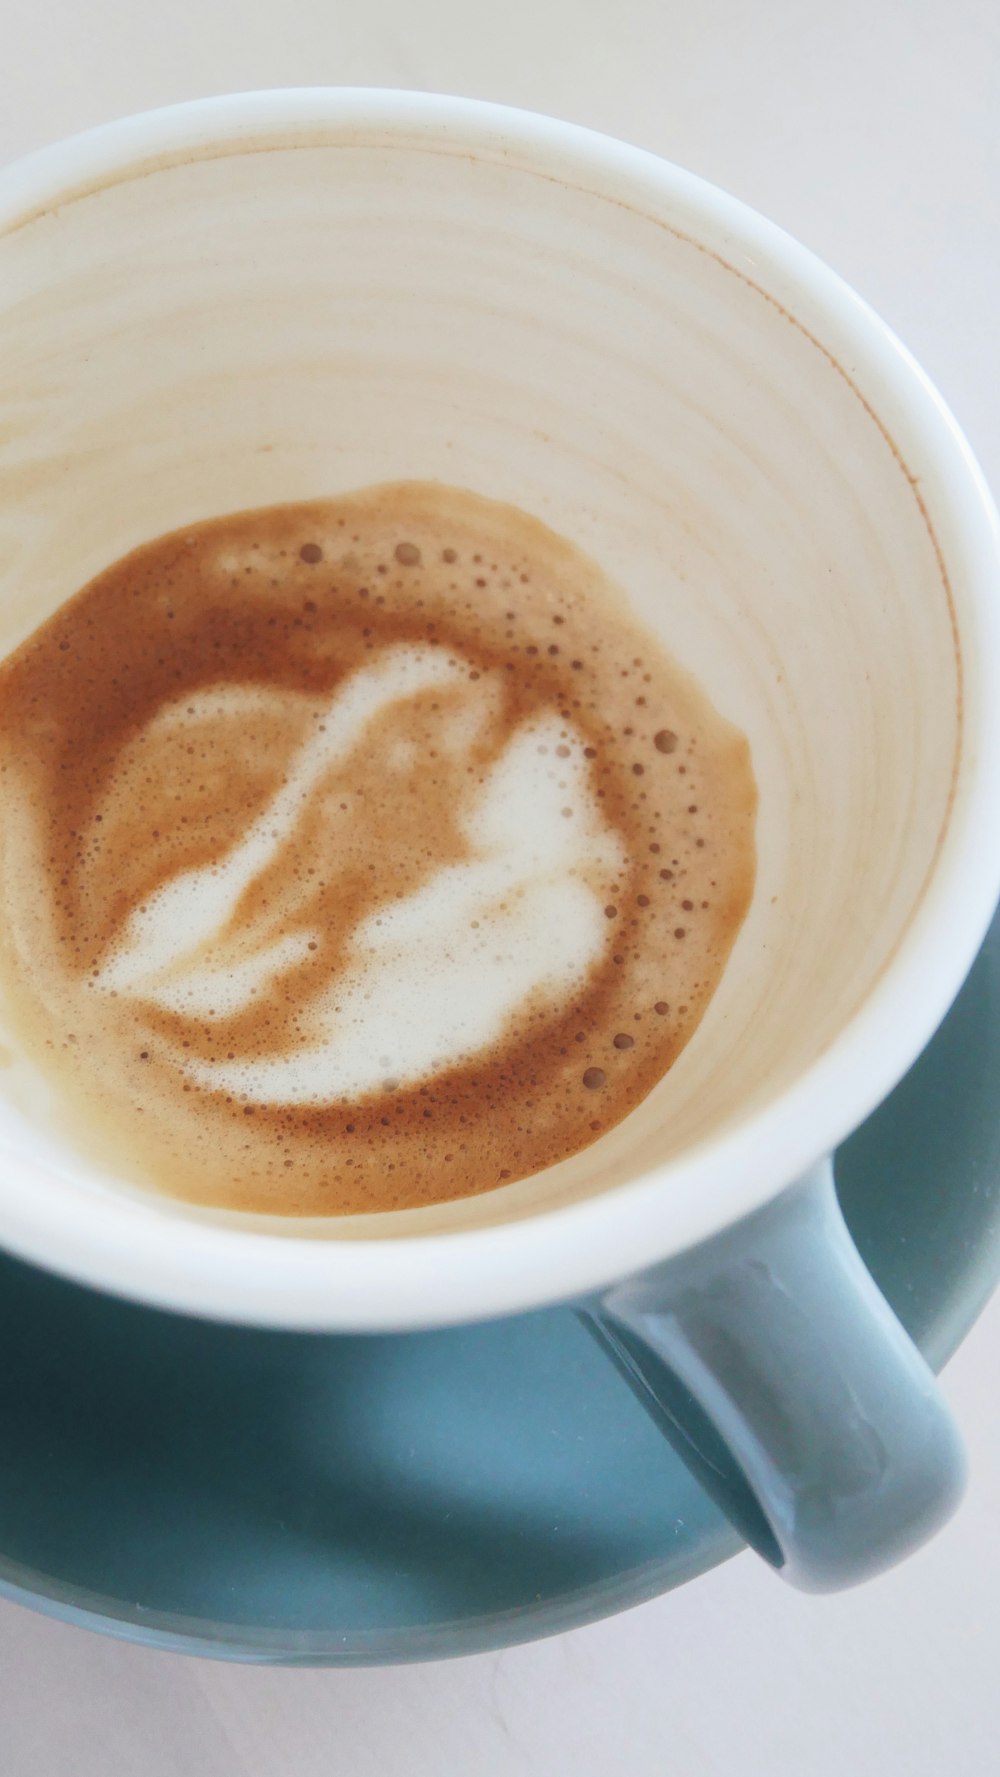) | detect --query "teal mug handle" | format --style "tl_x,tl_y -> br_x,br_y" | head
582,1160 -> 966,1591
